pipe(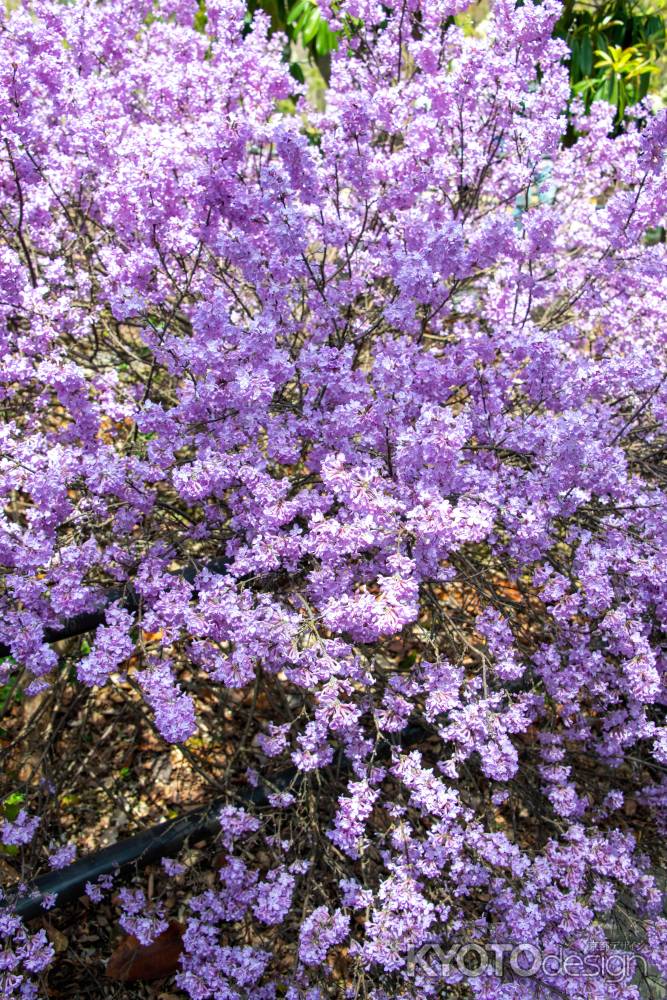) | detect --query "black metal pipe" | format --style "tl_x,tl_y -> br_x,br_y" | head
9,725 -> 428,921
13,803 -> 223,920
11,776 -> 289,921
